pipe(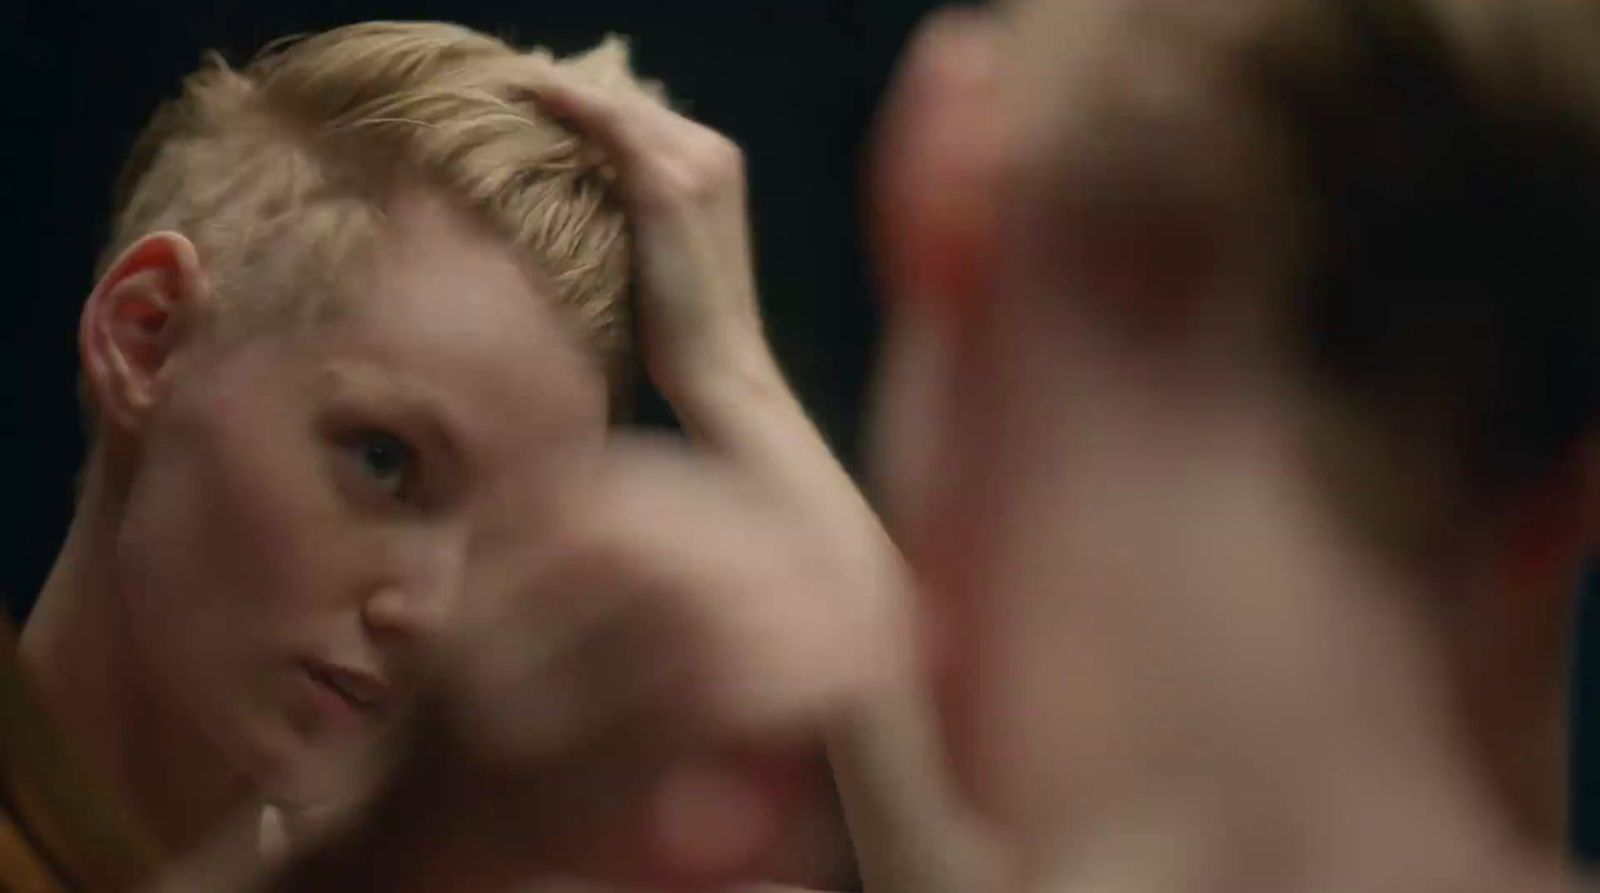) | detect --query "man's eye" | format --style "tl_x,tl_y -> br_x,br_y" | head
349,430 -> 414,497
